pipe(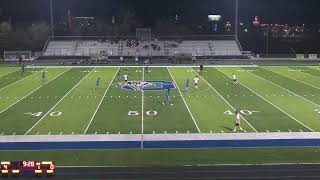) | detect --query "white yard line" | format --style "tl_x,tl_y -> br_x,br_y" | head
167,67 -> 201,133
196,69 -> 258,133
27,65 -> 258,69
263,67 -> 320,90
246,70 -> 320,108
0,68 -> 20,78
83,67 -> 120,134
217,68 -> 314,132
0,68 -> 71,114
288,67 -> 320,79
25,68 -> 96,135
0,69 -> 41,92
141,66 -> 145,148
